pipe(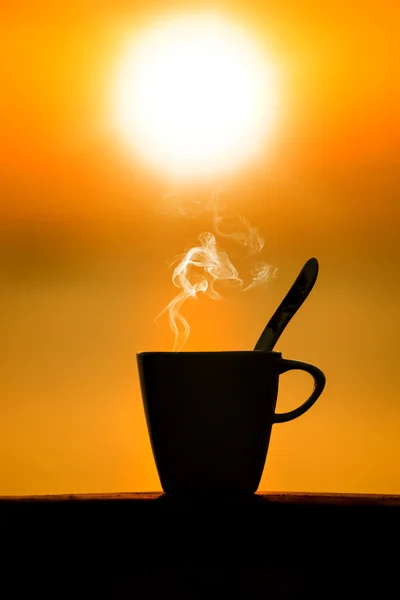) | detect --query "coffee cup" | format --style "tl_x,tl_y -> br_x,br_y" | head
137,350 -> 325,495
